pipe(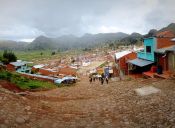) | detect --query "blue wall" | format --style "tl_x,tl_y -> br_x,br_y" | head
137,37 -> 156,62
16,65 -> 31,73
